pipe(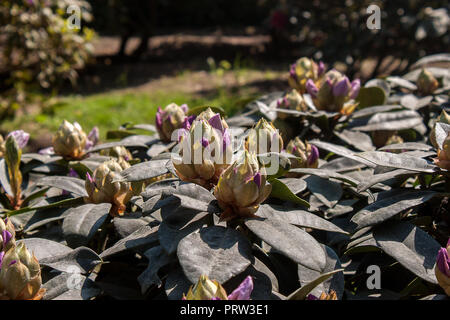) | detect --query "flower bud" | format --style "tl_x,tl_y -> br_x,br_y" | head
196,108 -> 229,131
349,79 -> 361,99
246,118 -> 283,155
307,290 -> 338,300
227,276 -> 253,300
155,103 -> 188,142
332,76 -> 351,97
430,110 -> 450,149
435,239 -> 450,296
288,57 -> 323,94
276,89 -> 307,120
214,151 -> 272,221
85,127 -> 99,151
285,137 -> 319,177
417,68 -> 439,95
183,275 -> 228,300
306,79 -> 319,98
84,159 -> 133,216
6,130 -> 29,150
434,132 -> 450,171
0,218 -> 15,252
183,275 -> 253,300
314,70 -> 359,114
173,112 -> 232,189
0,242 -> 44,300
53,120 -> 87,159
